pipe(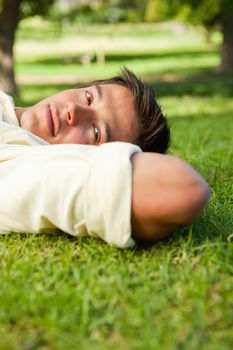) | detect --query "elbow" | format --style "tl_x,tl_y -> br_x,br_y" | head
130,153 -> 211,243
141,176 -> 211,241
181,175 -> 211,224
